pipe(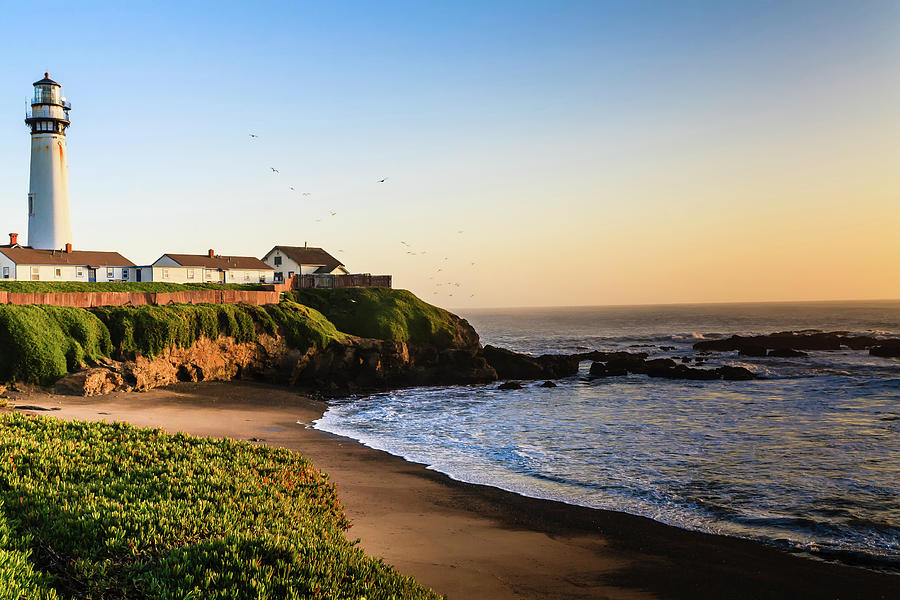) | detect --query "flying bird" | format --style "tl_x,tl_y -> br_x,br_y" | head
330,211 -> 336,216
302,192 -> 311,196
249,133 -> 258,138
377,178 -> 388,183
270,167 -> 279,173
290,187 -> 295,191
